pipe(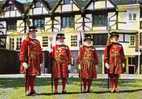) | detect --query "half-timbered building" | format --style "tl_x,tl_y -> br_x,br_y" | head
0,0 -> 142,74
